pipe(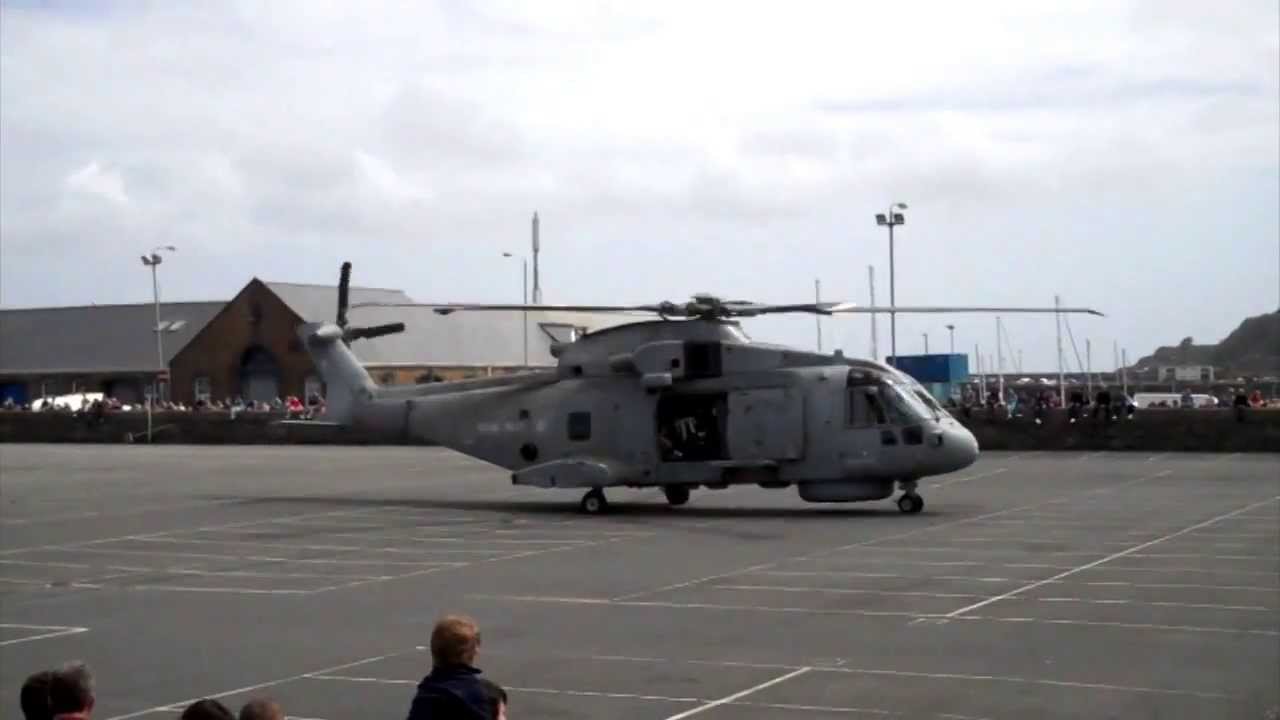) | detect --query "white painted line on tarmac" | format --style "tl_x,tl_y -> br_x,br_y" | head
483,650 -> 1246,701
309,674 -> 702,704
713,584 -> 986,600
933,468 -> 1009,488
612,469 -> 1174,602
0,506 -> 395,556
759,570 -> 1019,583
944,495 -> 1280,618
0,499 -> 245,526
714,584 -> 1276,611
469,594 -> 1280,637
1036,597 -> 1272,611
0,623 -> 89,646
662,666 -> 812,719
122,585 -> 314,595
104,650 -> 408,719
